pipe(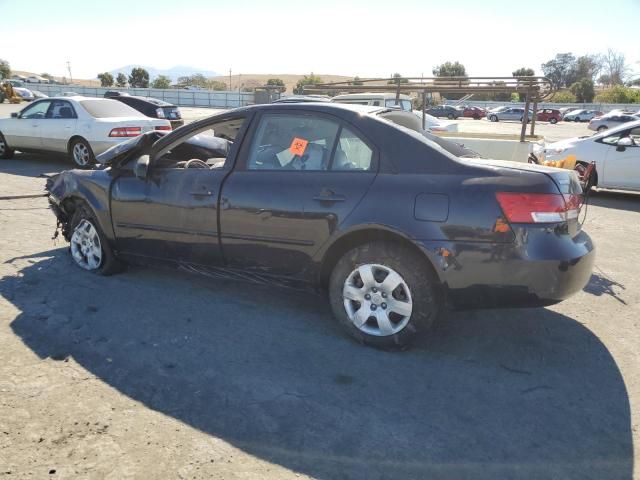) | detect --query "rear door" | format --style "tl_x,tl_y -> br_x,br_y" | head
42,100 -> 78,152
601,126 -> 640,190
219,111 -> 377,279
